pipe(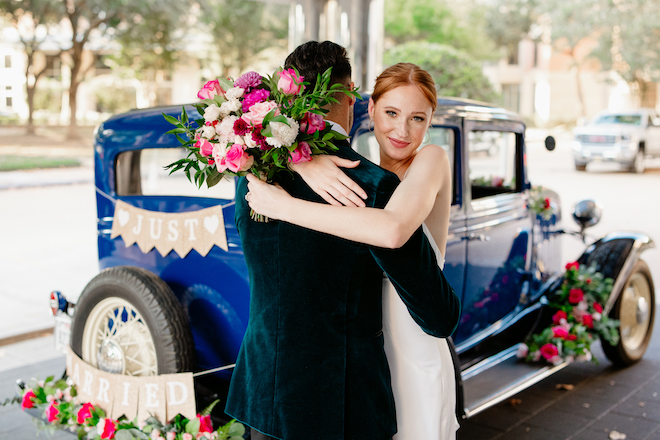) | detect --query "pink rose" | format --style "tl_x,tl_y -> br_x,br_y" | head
540,343 -> 559,360
277,68 -> 304,95
583,314 -> 594,328
565,261 -> 579,271
183,434 -> 193,440
195,137 -> 214,157
242,101 -> 279,128
198,414 -> 213,433
491,176 -> 504,187
216,144 -> 254,173
517,344 -> 529,358
97,418 -> 117,439
76,402 -> 95,425
46,401 -> 59,423
289,141 -> 312,164
300,112 -> 326,134
21,389 -> 36,410
552,310 -> 567,325
167,433 -> 176,440
197,80 -> 223,100
552,326 -> 570,339
593,302 -> 603,313
568,288 -> 584,304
